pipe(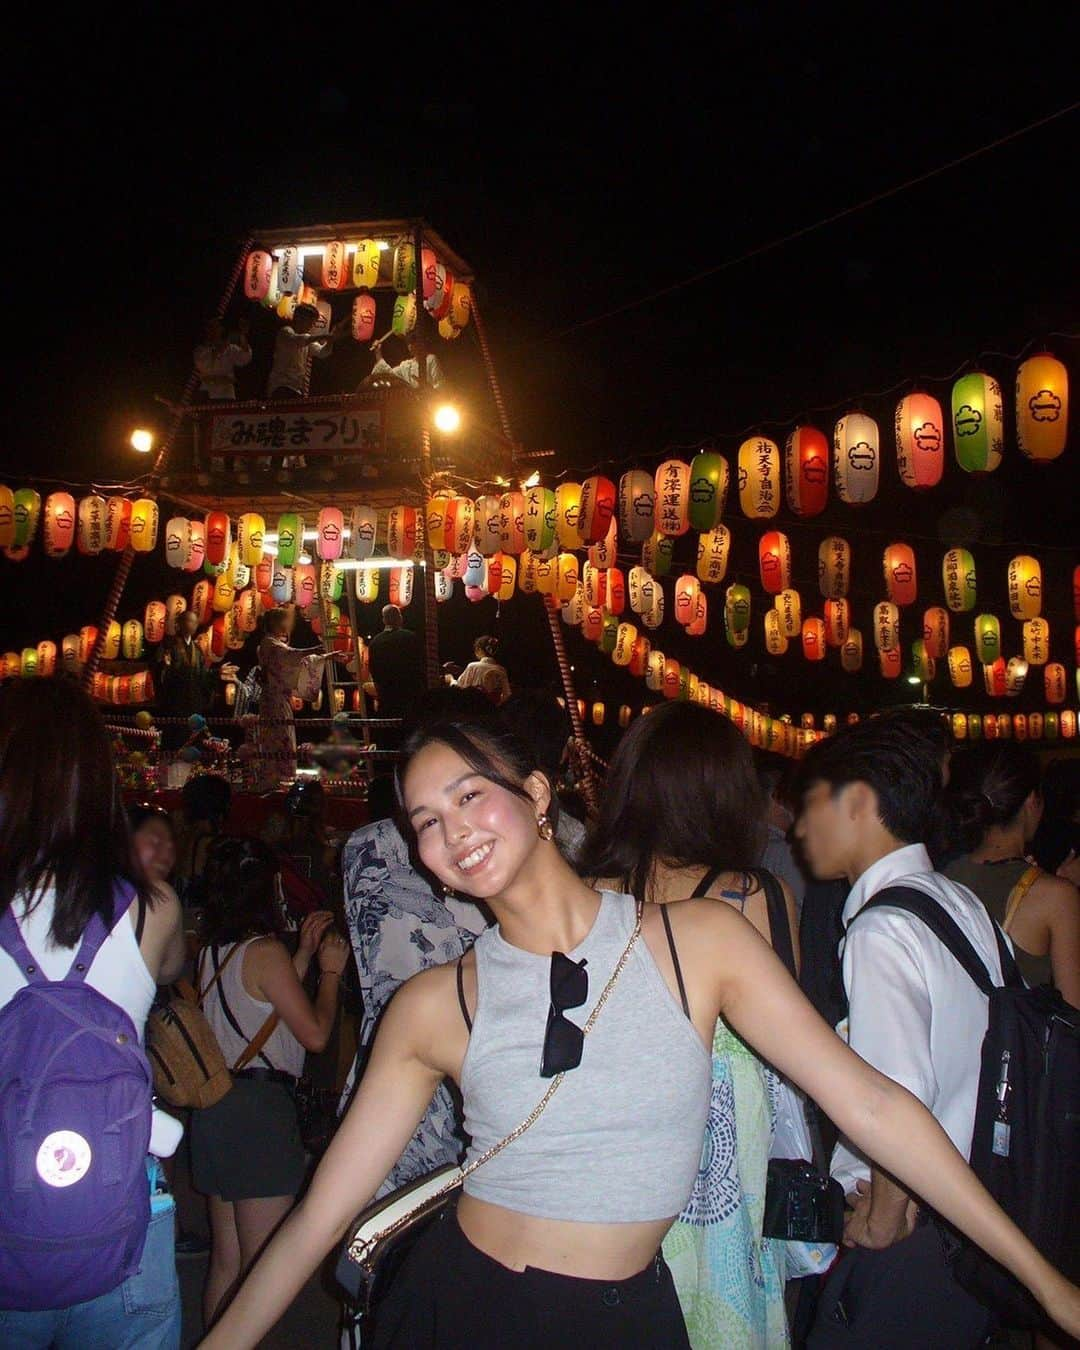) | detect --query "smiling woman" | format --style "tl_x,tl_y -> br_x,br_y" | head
199,711 -> 1080,1350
